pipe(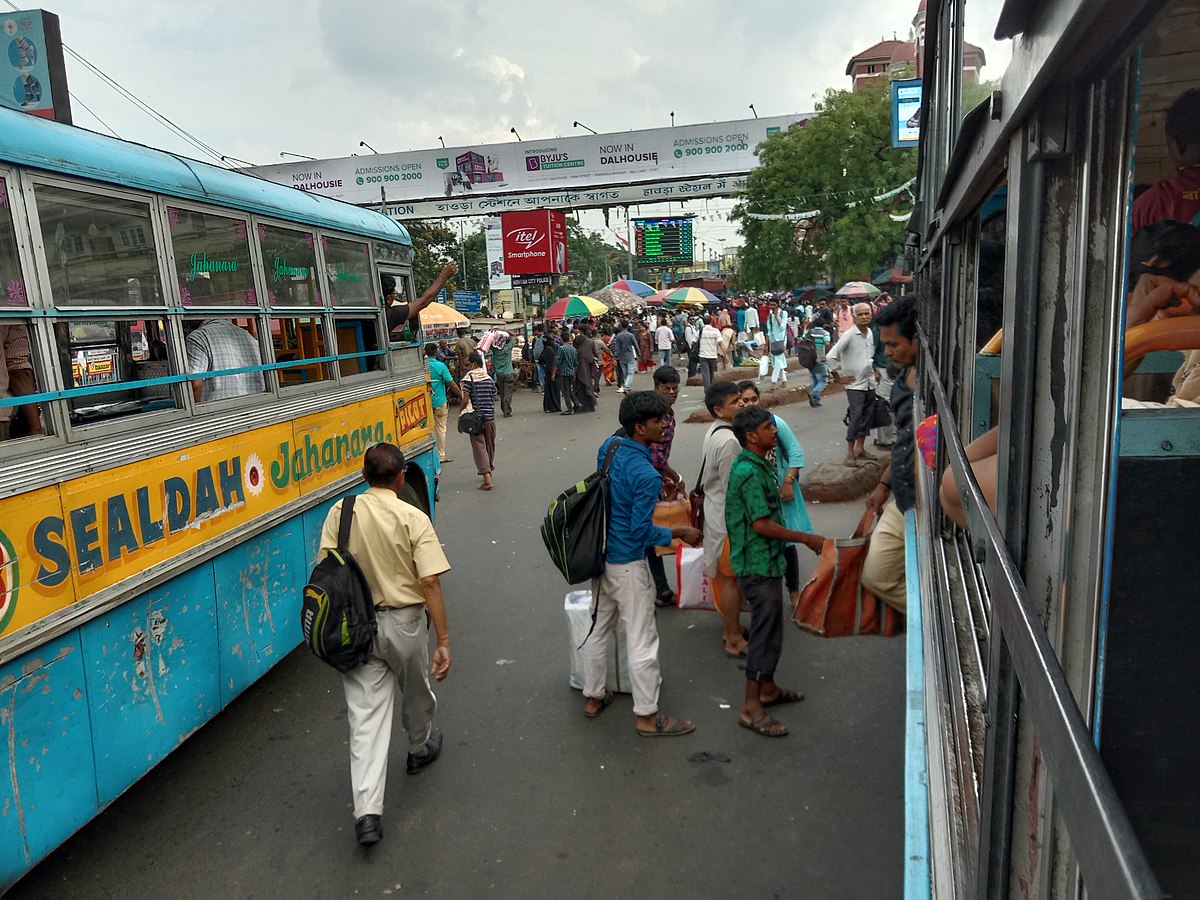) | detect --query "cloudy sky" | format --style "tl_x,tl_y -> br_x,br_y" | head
16,0 -> 1013,252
